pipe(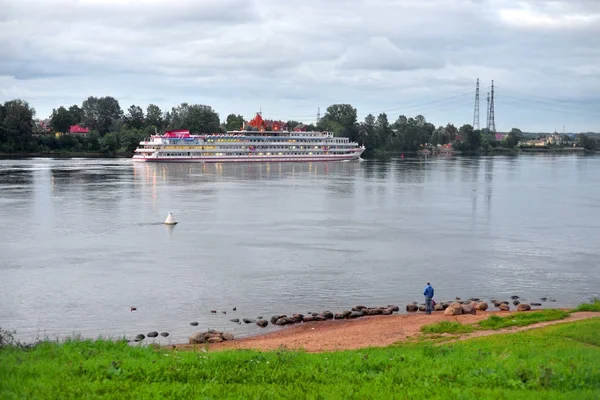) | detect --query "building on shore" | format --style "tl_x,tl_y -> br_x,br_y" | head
68,125 -> 89,136
241,113 -> 310,132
